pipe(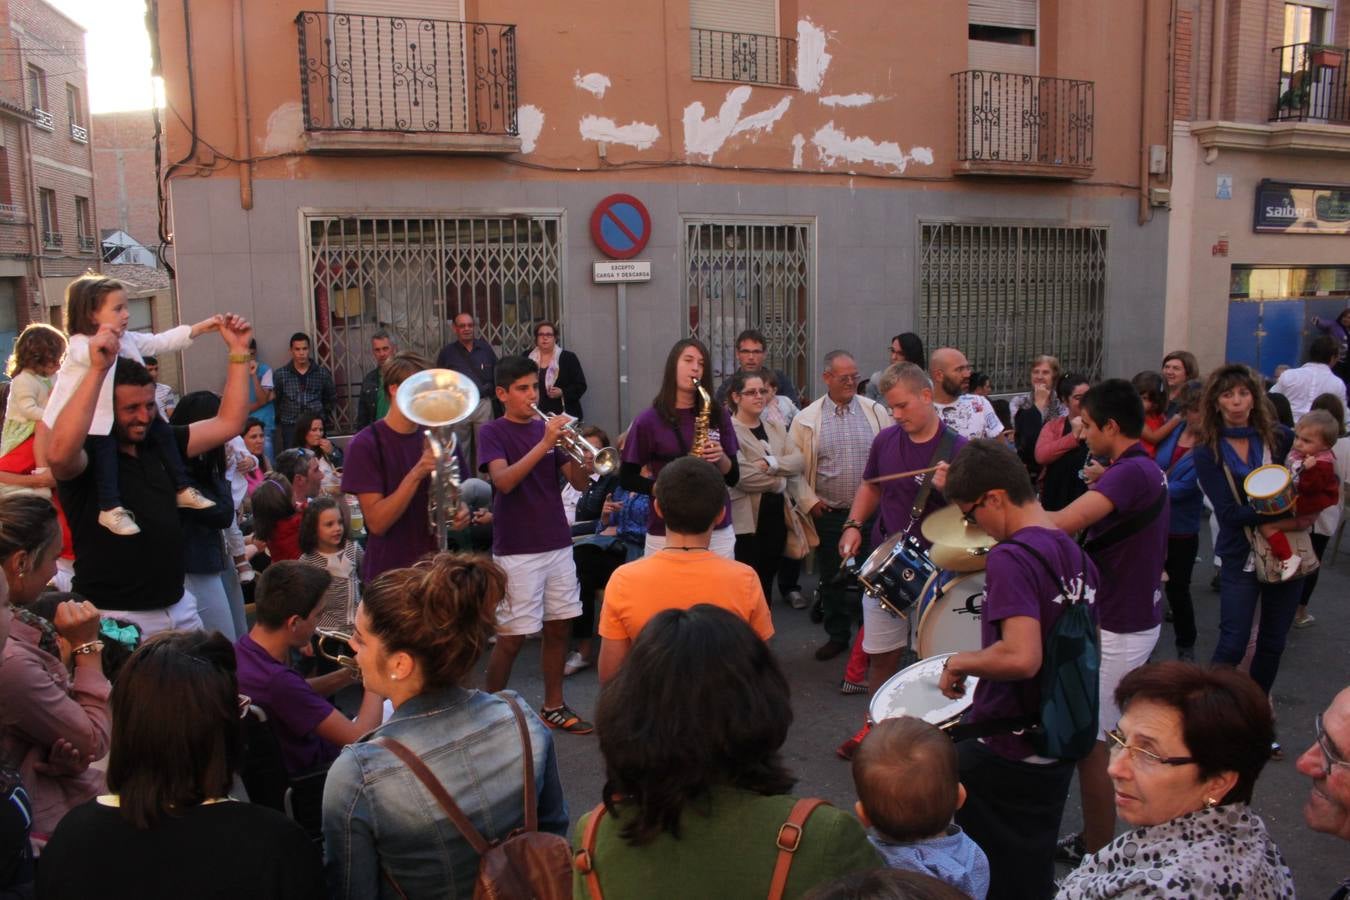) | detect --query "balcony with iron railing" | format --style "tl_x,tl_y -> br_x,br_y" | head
70,122 -> 88,143
295,11 -> 520,153
690,28 -> 796,87
0,203 -> 18,220
1272,42 -> 1349,123
78,234 -> 95,253
953,70 -> 1095,179
42,230 -> 62,249
32,108 -> 53,130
